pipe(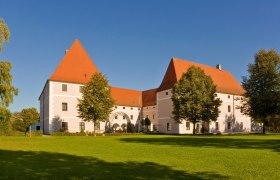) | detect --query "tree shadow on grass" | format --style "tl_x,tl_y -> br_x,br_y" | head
119,136 -> 280,153
0,150 -> 228,179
